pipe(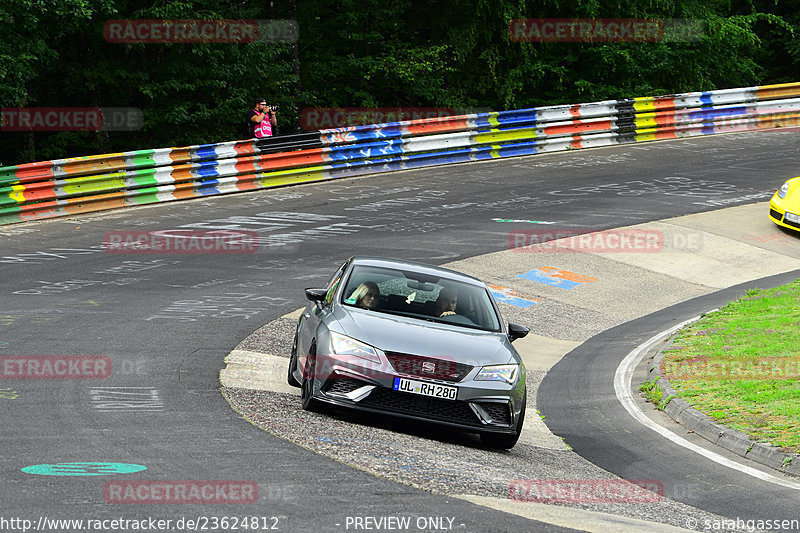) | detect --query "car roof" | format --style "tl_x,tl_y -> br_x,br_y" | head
348,256 -> 486,287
